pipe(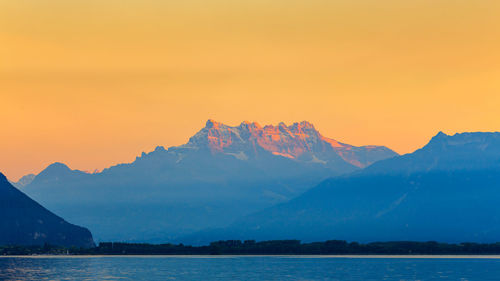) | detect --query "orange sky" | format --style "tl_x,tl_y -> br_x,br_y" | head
2,0 -> 500,181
